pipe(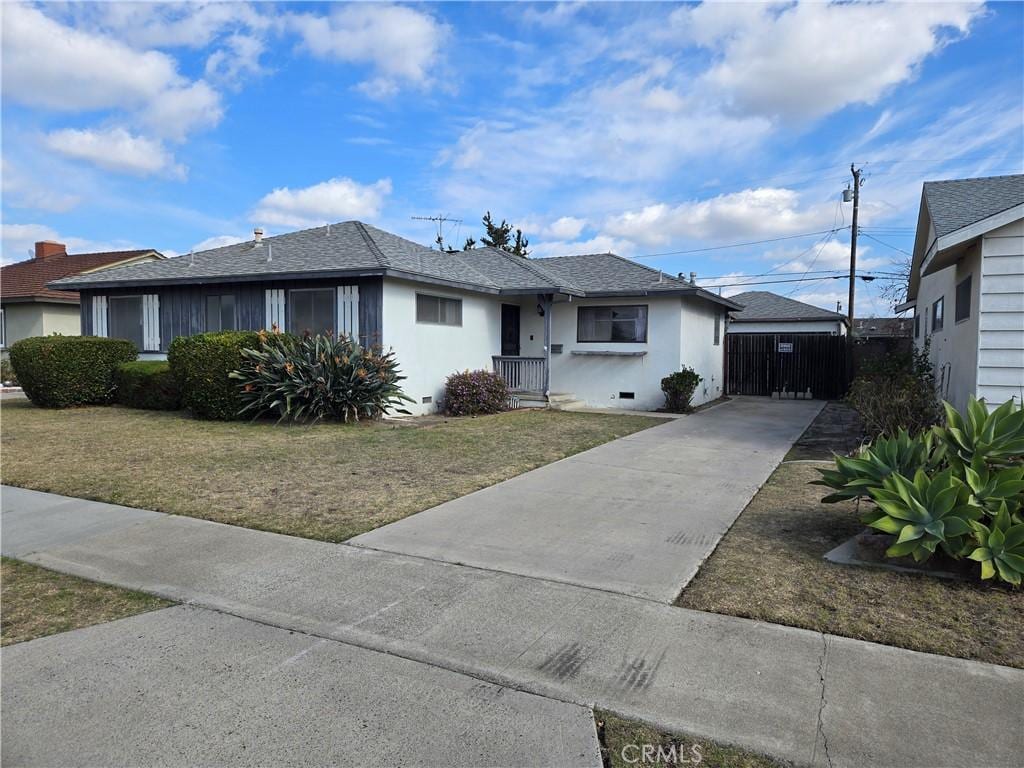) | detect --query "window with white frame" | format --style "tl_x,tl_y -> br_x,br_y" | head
287,288 -> 335,335
416,293 -> 462,326
206,294 -> 236,332
932,296 -> 944,332
955,277 -> 972,323
577,305 -> 648,343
